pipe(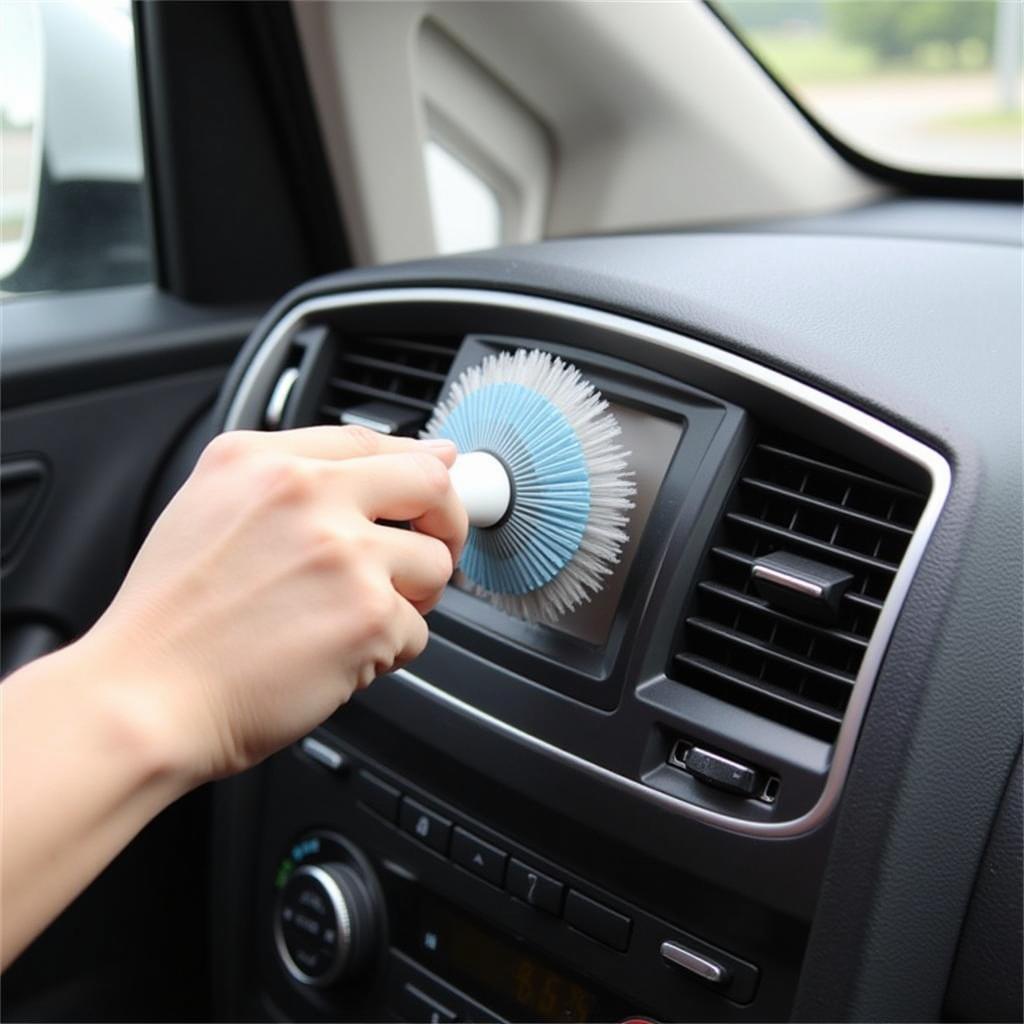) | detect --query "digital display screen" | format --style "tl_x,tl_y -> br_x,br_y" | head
553,402 -> 682,645
401,895 -> 638,1023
